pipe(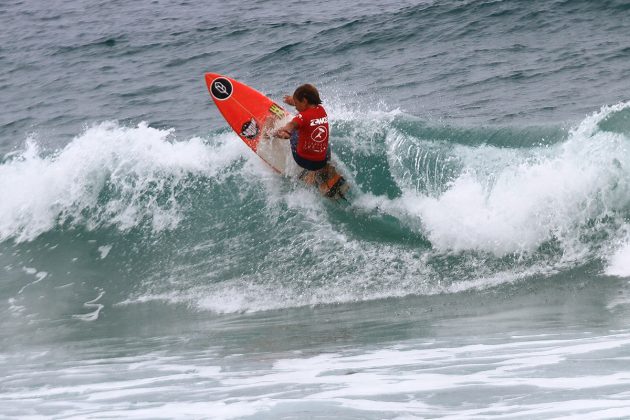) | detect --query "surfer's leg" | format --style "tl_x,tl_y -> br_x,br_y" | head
297,167 -> 326,186
302,170 -> 319,185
